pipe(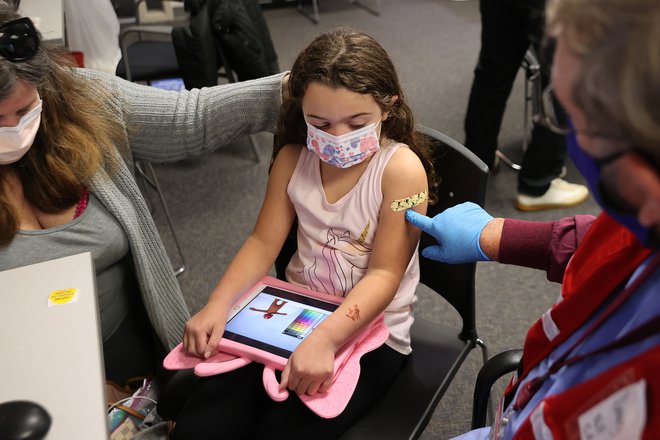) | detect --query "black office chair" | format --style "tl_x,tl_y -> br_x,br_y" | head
114,0 -> 185,84
275,125 -> 490,439
116,25 -> 180,84
471,349 -> 523,429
